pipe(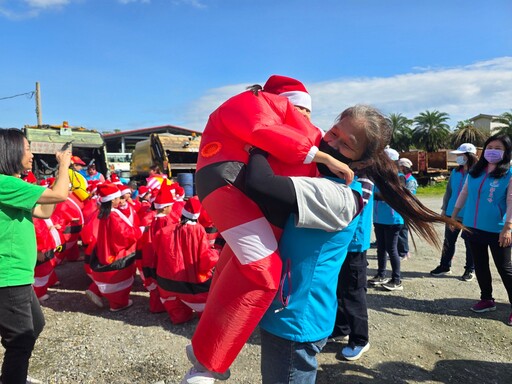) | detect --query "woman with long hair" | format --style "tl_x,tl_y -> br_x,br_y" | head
430,143 -> 478,280
0,128 -> 71,384
451,134 -> 512,325
243,105 -> 463,383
